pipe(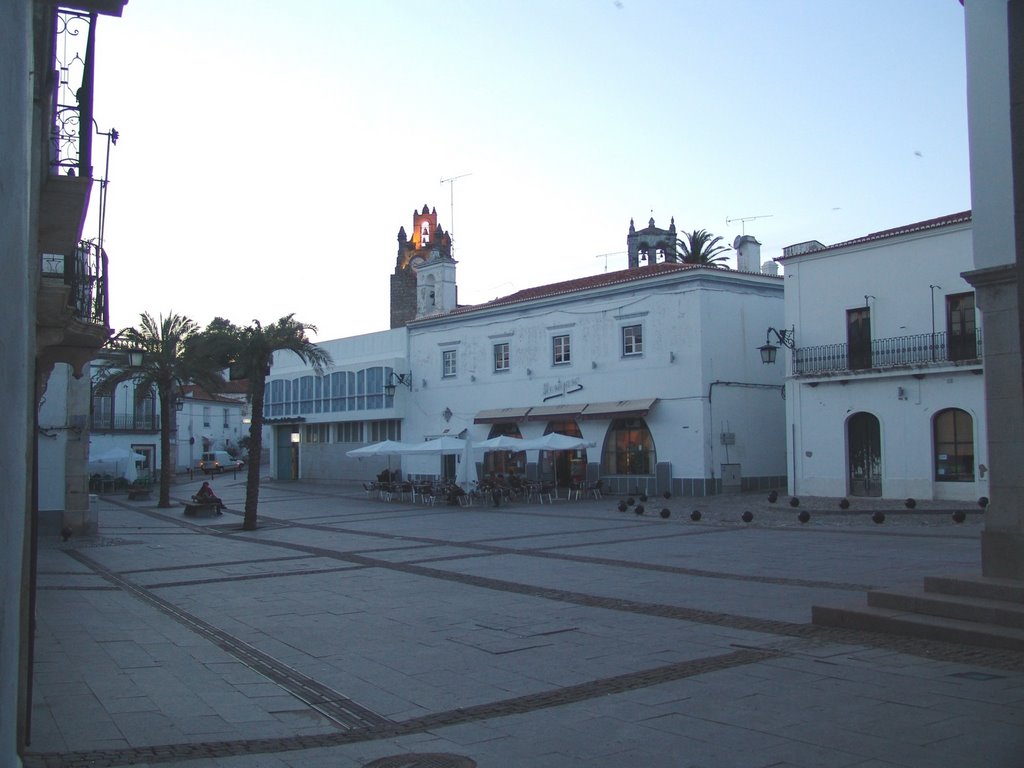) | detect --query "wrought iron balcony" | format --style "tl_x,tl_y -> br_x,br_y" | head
40,239 -> 109,327
51,9 -> 96,179
91,413 -> 161,433
793,331 -> 983,375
